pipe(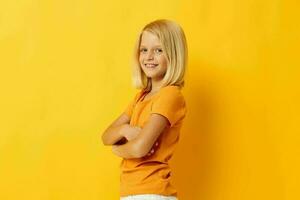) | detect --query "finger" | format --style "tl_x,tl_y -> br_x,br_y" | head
147,149 -> 154,156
